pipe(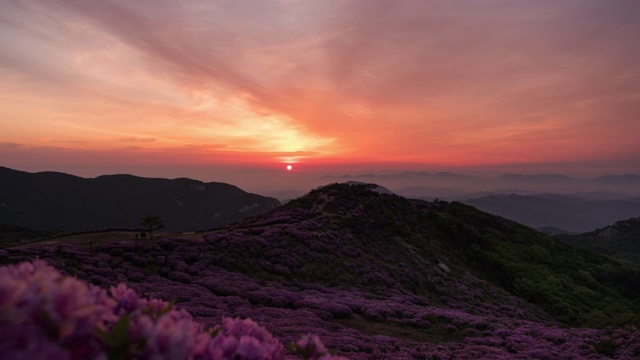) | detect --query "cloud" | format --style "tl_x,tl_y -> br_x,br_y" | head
0,142 -> 24,150
41,0 -> 276,104
1,0 -> 639,171
117,137 -> 156,143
